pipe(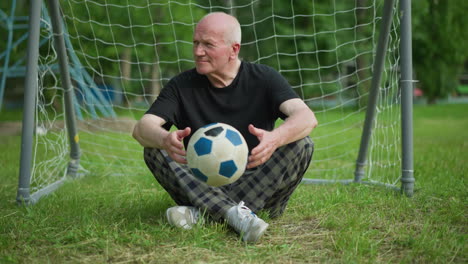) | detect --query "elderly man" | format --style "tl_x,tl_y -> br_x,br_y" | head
133,12 -> 317,243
